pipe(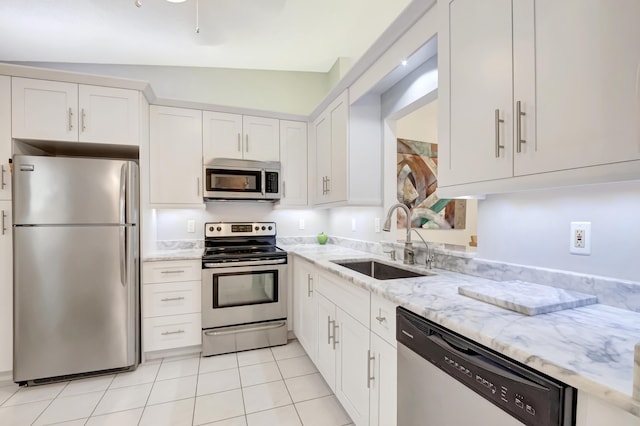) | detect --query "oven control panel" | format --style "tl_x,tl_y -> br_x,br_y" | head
205,222 -> 276,238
